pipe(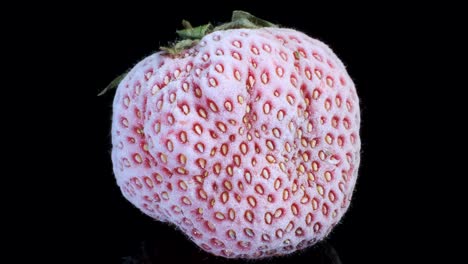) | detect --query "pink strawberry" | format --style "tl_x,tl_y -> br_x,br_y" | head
110,11 -> 360,258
